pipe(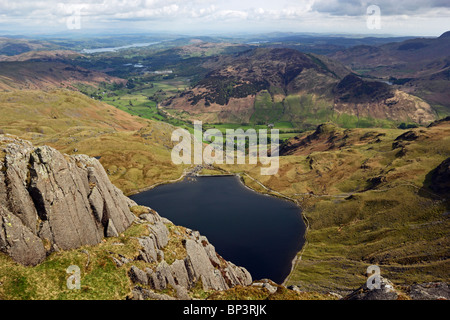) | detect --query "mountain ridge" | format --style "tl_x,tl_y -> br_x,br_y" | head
0,55 -> 125,91
162,47 -> 436,127
328,31 -> 450,114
